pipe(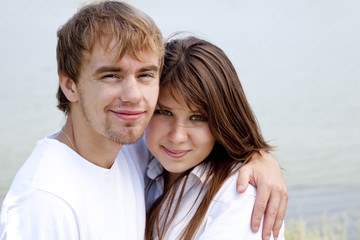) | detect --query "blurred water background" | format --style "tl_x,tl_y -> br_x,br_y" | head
1,0 -> 359,238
